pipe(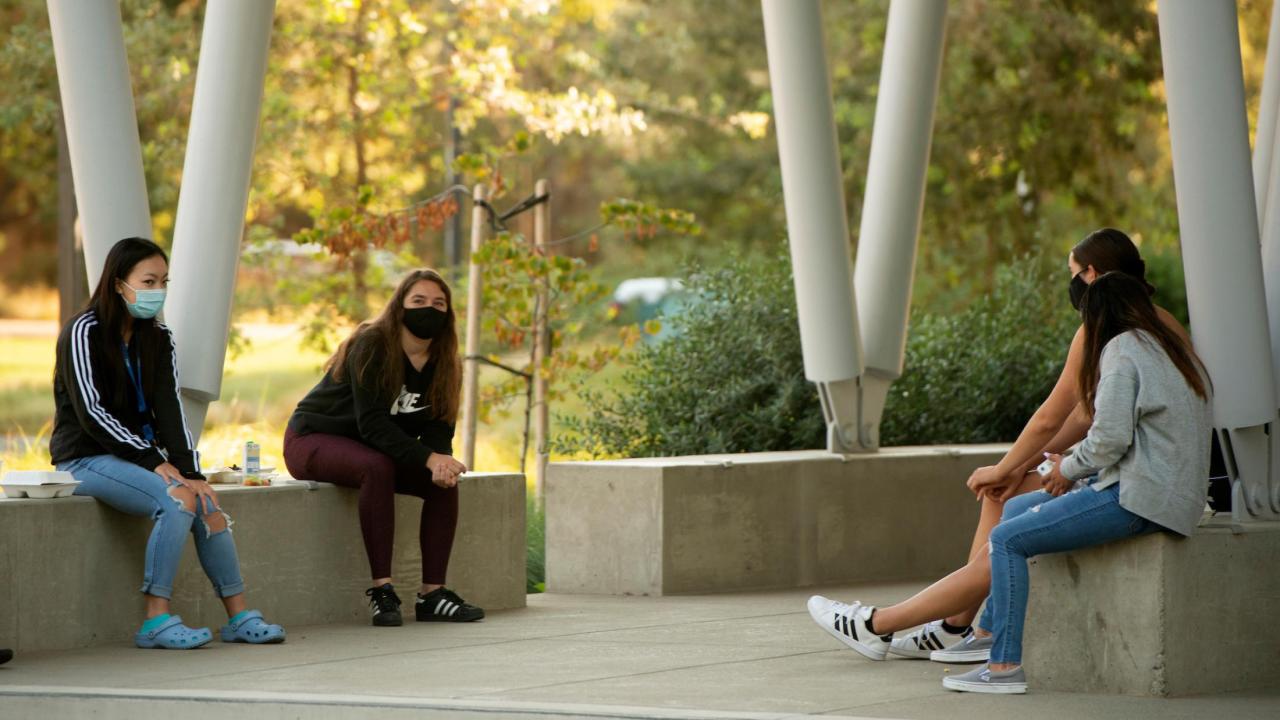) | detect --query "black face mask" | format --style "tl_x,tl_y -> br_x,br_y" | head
403,306 -> 448,340
1069,272 -> 1088,311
